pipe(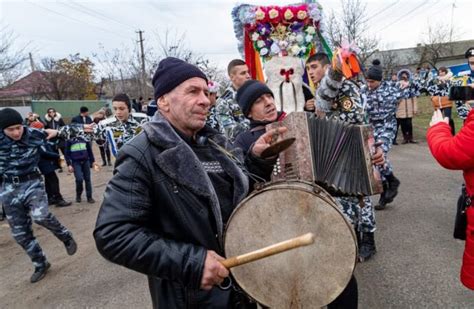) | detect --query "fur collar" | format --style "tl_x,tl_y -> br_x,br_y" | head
142,113 -> 249,241
44,112 -> 62,122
